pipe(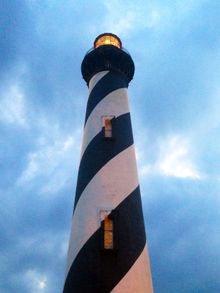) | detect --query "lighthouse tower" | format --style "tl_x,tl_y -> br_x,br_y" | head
63,33 -> 153,292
